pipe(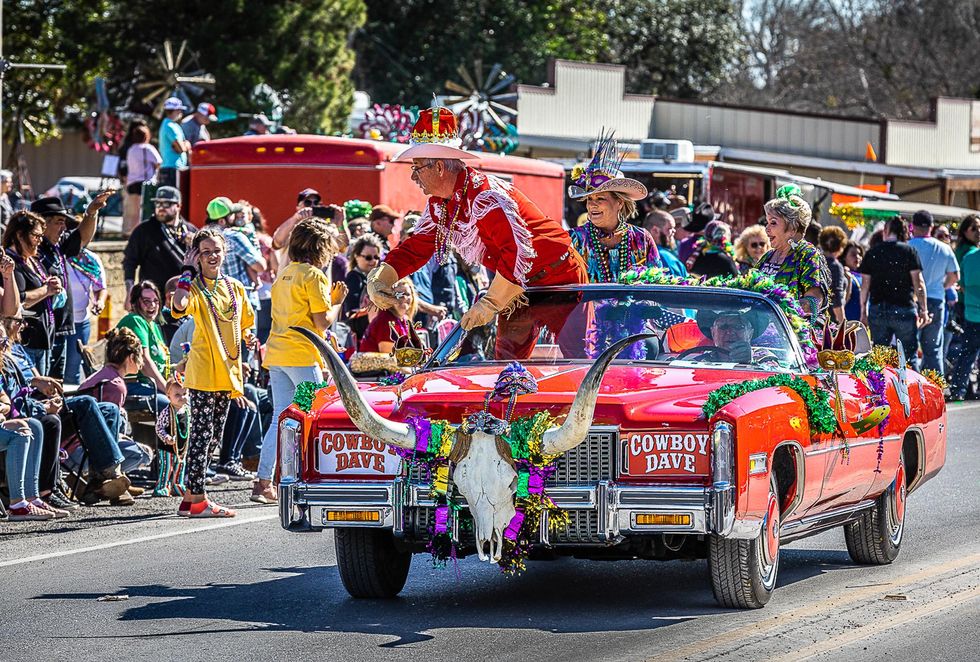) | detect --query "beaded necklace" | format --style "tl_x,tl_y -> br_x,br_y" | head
434,175 -> 470,265
196,273 -> 241,361
585,220 -> 630,283
14,252 -> 55,327
169,405 -> 189,455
